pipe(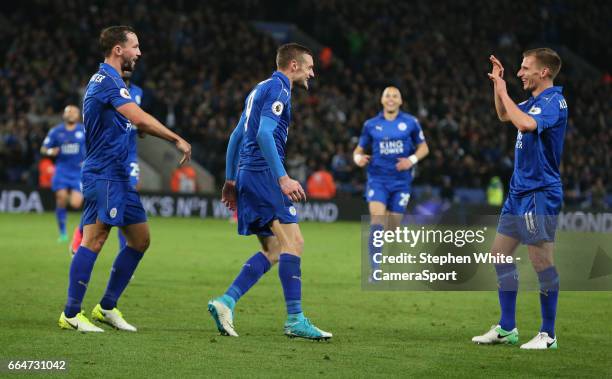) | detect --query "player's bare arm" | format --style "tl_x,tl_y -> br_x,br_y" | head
488,73 -> 537,132
117,102 -> 192,164
353,145 -> 370,167
396,142 -> 429,171
489,55 -> 510,122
